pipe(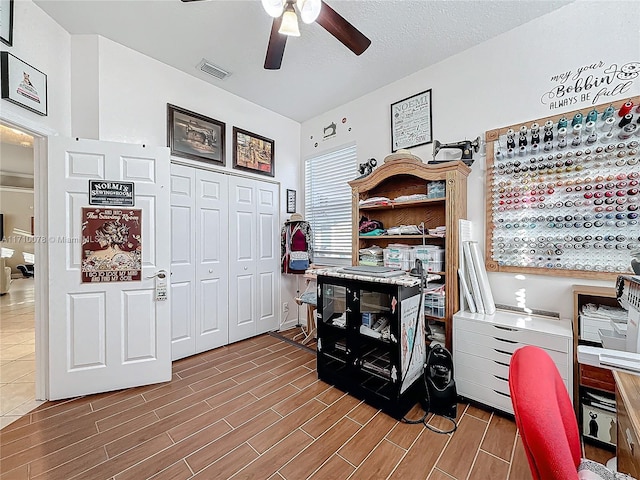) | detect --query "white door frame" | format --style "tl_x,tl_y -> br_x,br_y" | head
1,109 -> 57,401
